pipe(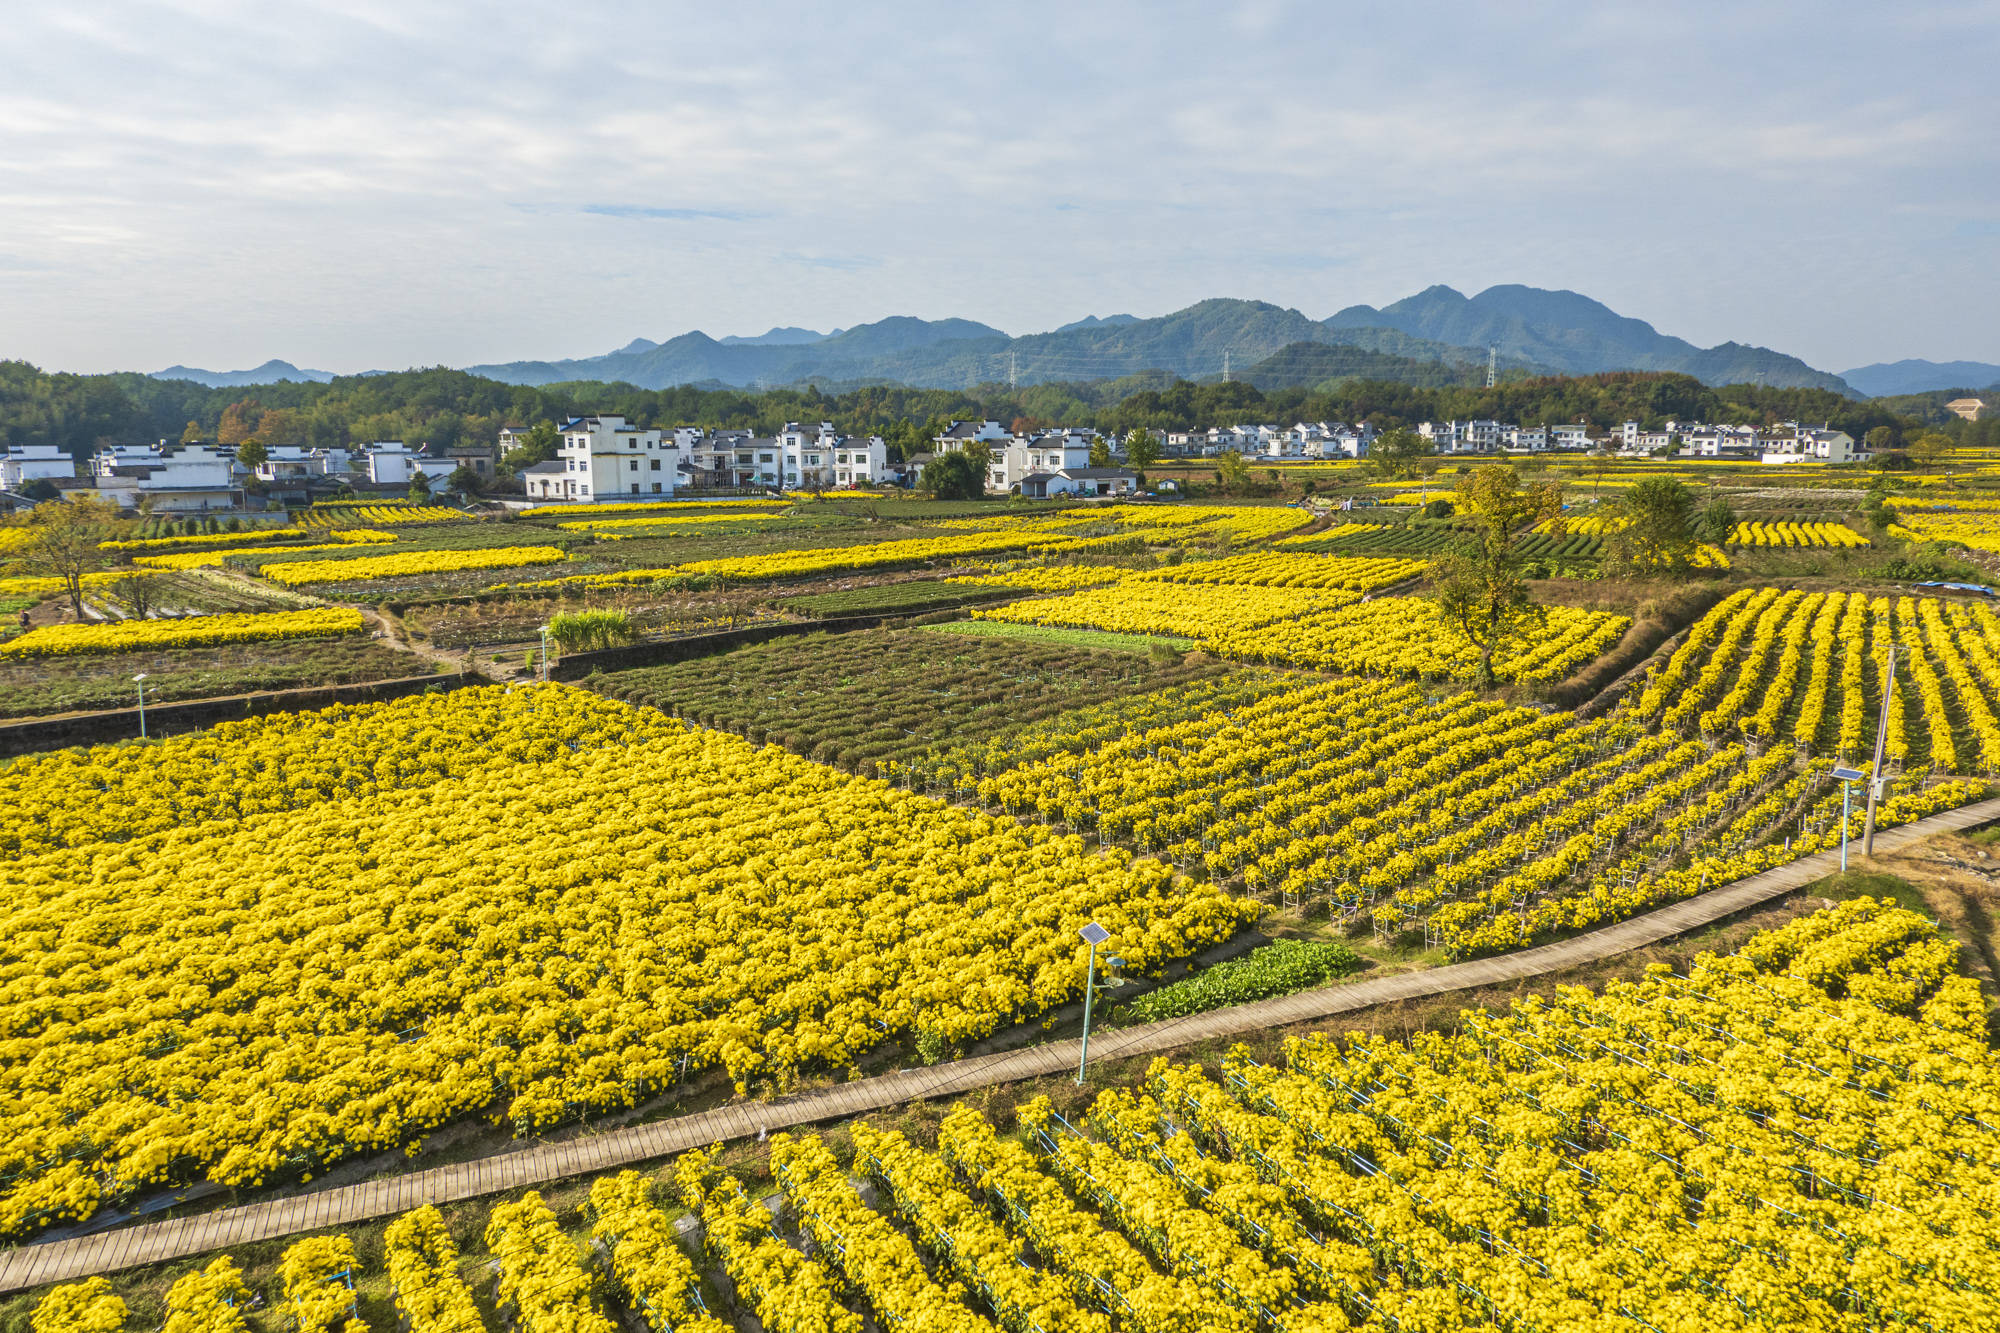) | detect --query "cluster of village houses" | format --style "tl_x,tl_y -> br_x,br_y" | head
0,410 -> 1866,514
